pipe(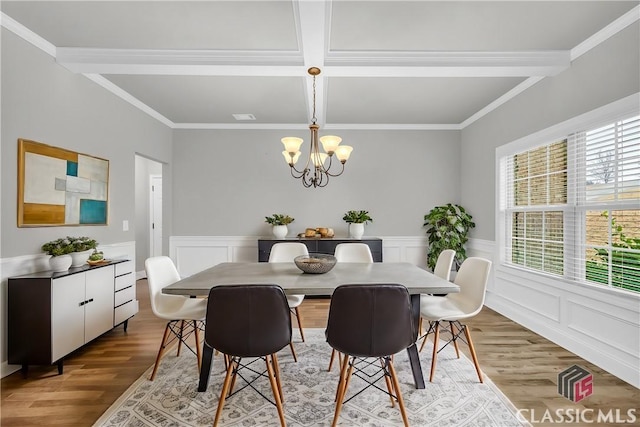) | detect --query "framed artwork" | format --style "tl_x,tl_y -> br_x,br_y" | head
18,139 -> 109,227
